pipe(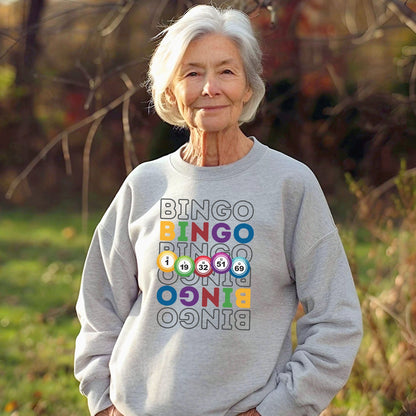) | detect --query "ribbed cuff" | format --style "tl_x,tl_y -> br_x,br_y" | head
257,384 -> 312,416
85,380 -> 112,416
